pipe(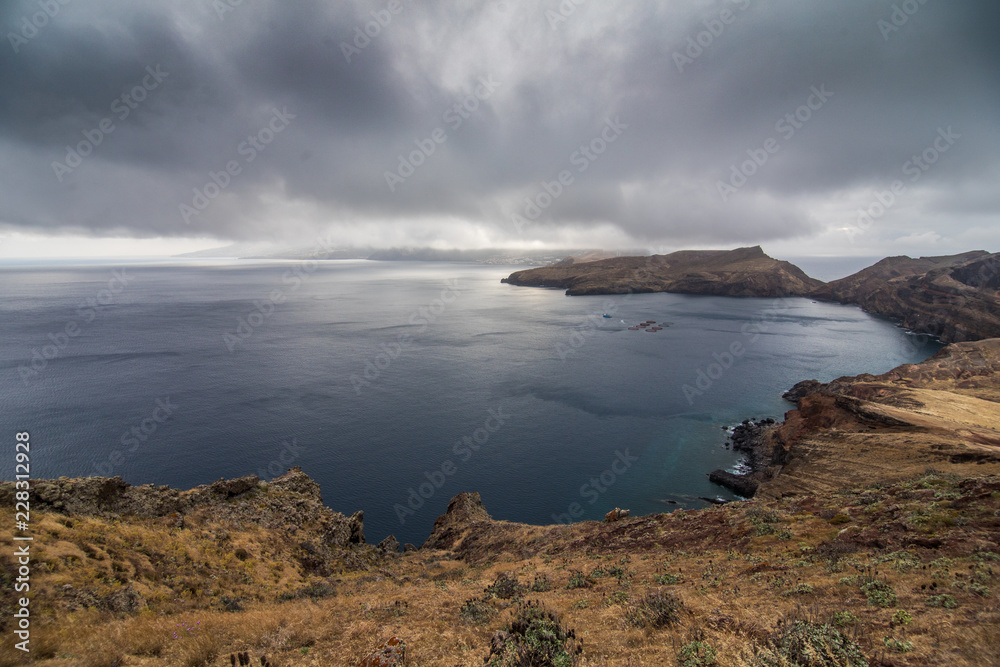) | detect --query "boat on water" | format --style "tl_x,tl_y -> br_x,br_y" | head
602,313 -> 612,318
